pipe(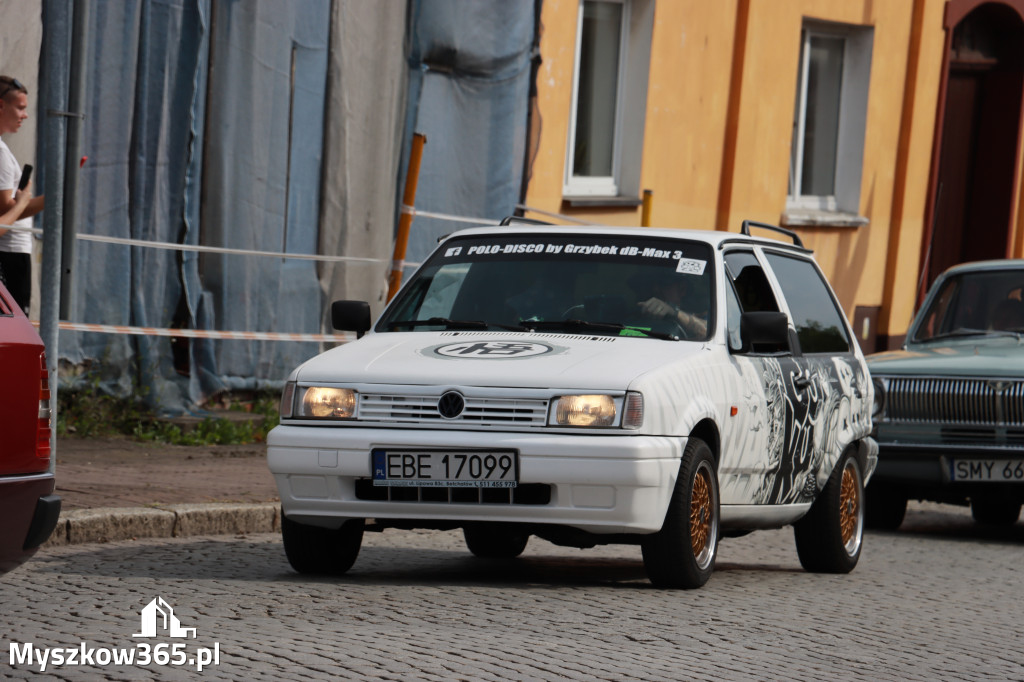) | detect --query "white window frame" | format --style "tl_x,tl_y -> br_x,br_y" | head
564,0 -> 630,197
786,21 -> 873,223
